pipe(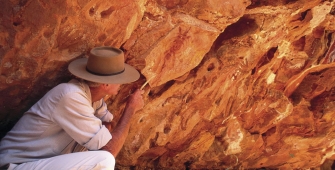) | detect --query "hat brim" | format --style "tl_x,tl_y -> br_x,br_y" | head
68,58 -> 140,84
